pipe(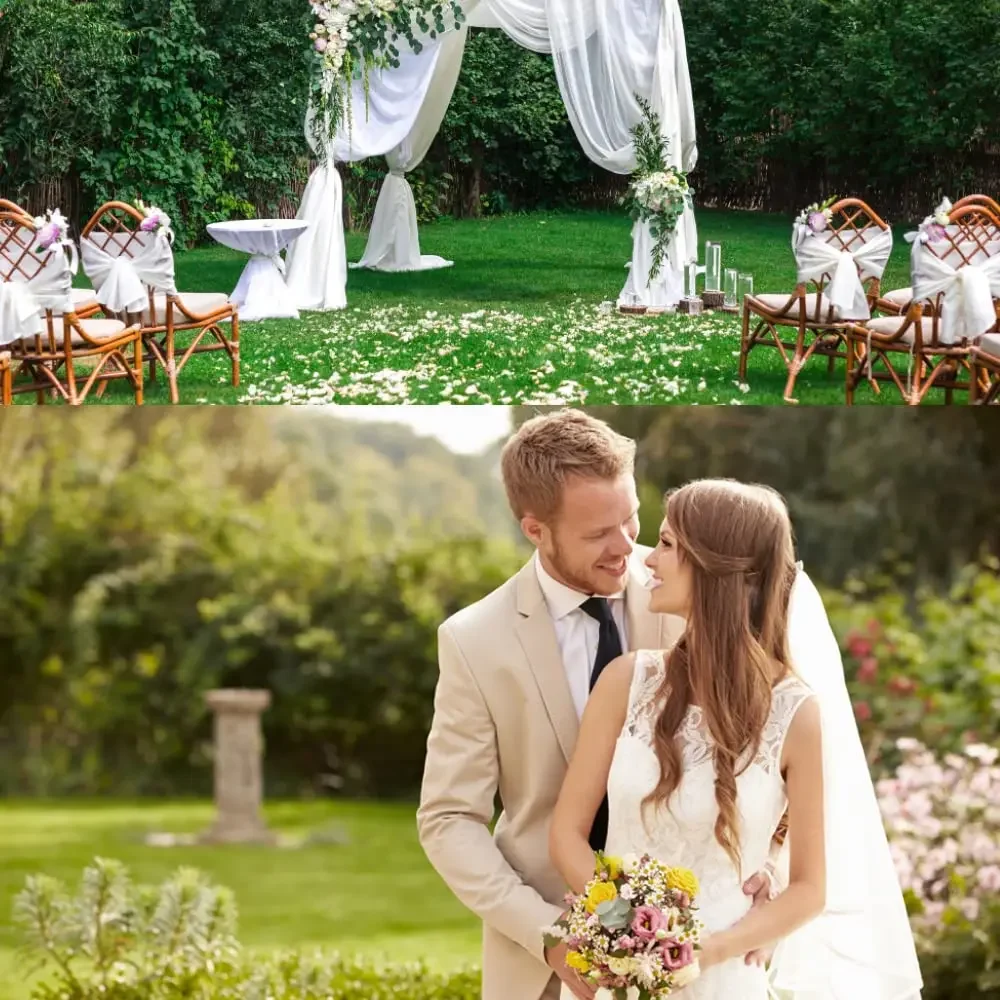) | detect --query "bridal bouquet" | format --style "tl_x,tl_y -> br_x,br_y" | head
623,97 -> 693,284
544,852 -> 704,999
